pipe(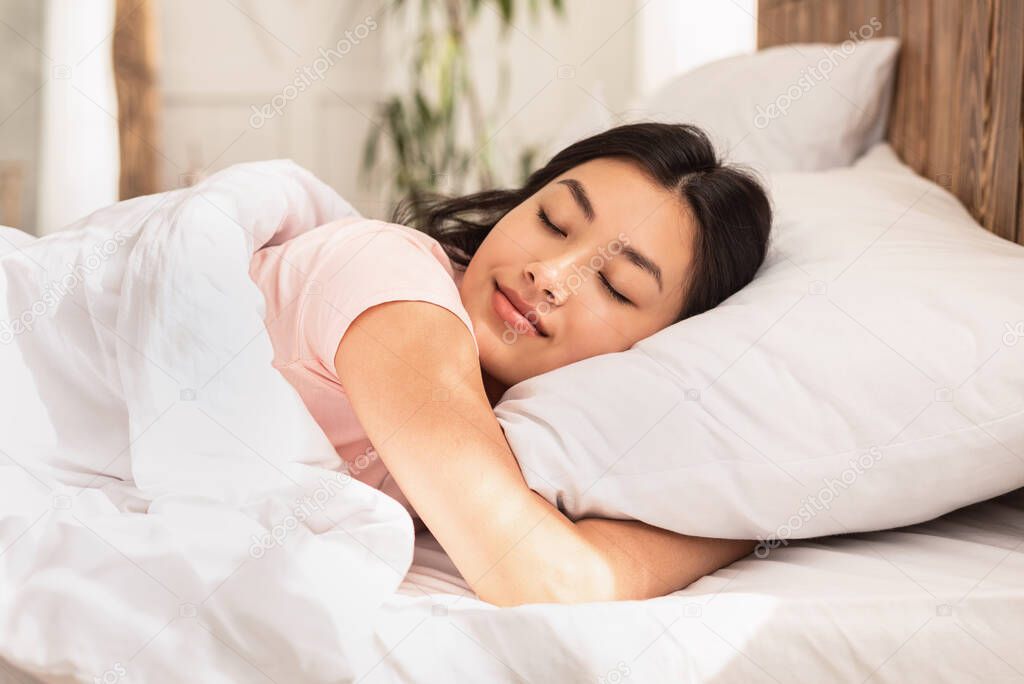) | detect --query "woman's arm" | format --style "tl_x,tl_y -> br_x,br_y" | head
335,300 -> 753,606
